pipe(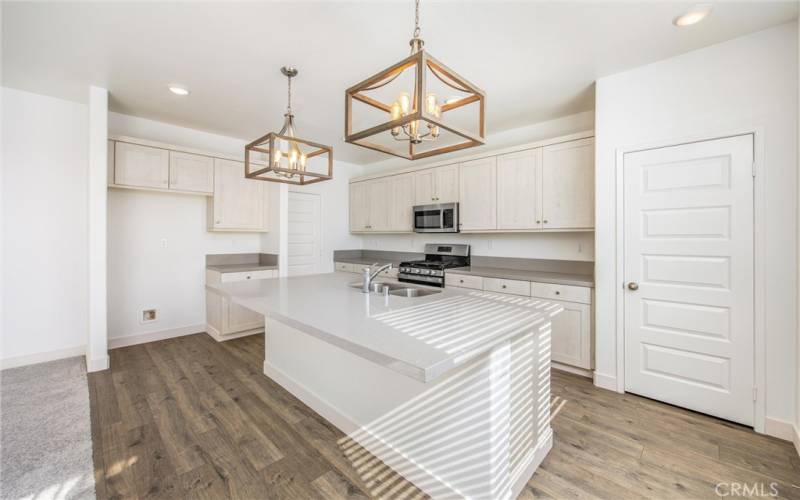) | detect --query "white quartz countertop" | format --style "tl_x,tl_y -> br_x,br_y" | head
208,272 -> 561,382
